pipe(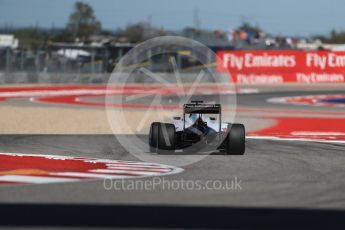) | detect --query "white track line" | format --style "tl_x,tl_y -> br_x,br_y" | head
247,135 -> 345,144
0,175 -> 79,184
105,166 -> 171,172
52,172 -> 135,179
106,163 -> 170,168
90,169 -> 162,176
